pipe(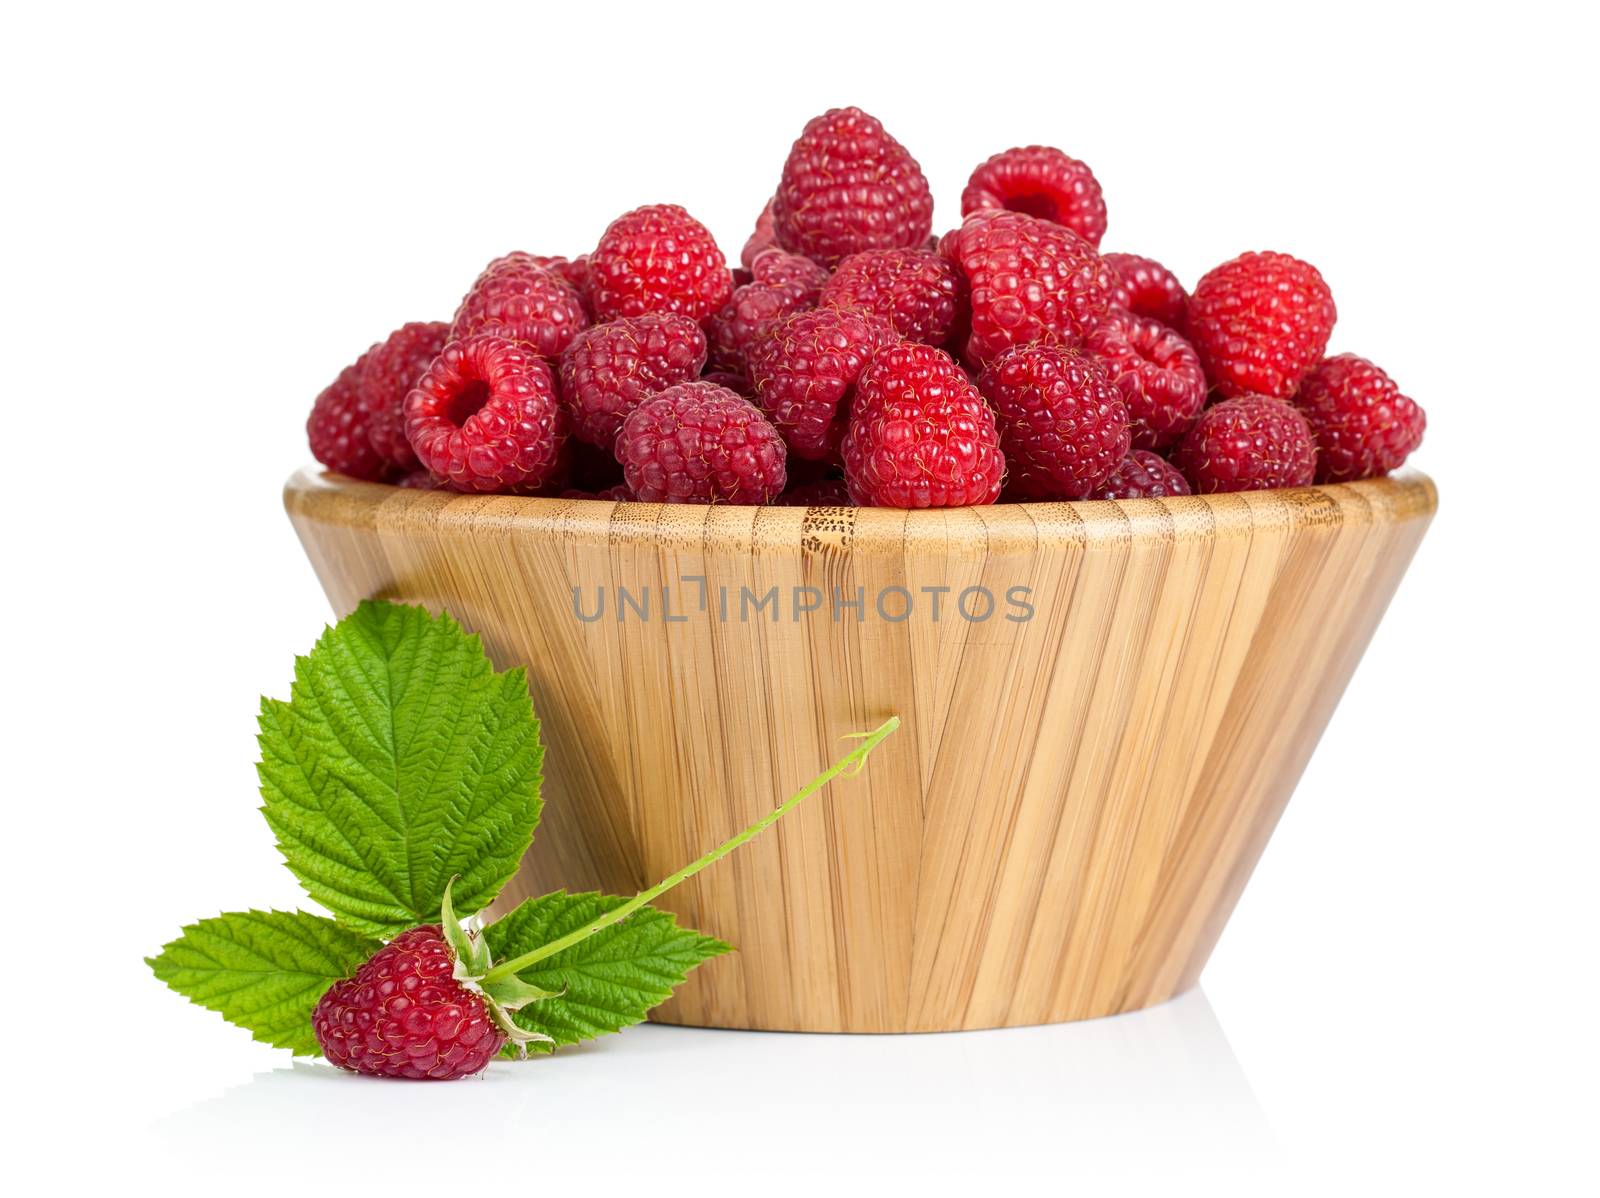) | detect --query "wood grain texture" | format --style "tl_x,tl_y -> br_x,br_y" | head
285,468 -> 1436,1032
